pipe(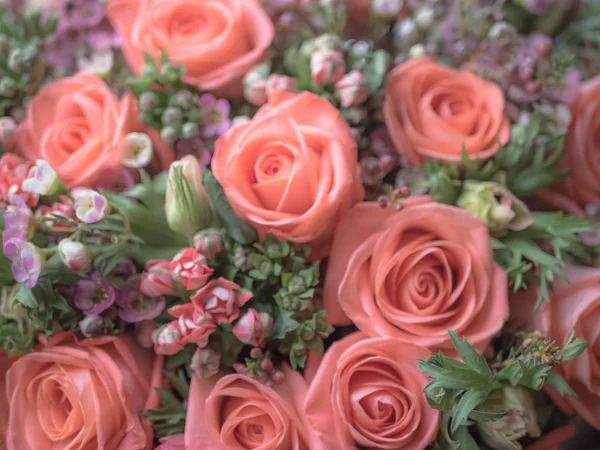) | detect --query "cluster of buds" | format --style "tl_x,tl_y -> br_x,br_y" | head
130,55 -> 231,147
389,0 -> 442,60
243,63 -> 297,106
377,185 -> 411,211
285,307 -> 333,369
233,348 -> 285,387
